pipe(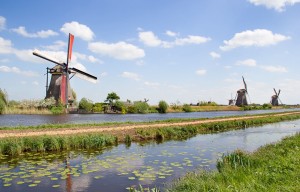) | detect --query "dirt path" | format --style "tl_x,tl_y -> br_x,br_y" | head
1,111 -> 300,139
